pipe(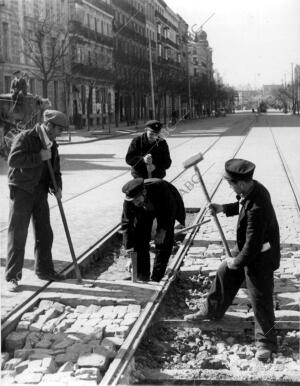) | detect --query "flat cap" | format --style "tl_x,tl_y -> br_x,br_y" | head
122,178 -> 144,201
224,159 -> 255,181
13,70 -> 21,75
43,109 -> 68,129
145,120 -> 162,133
